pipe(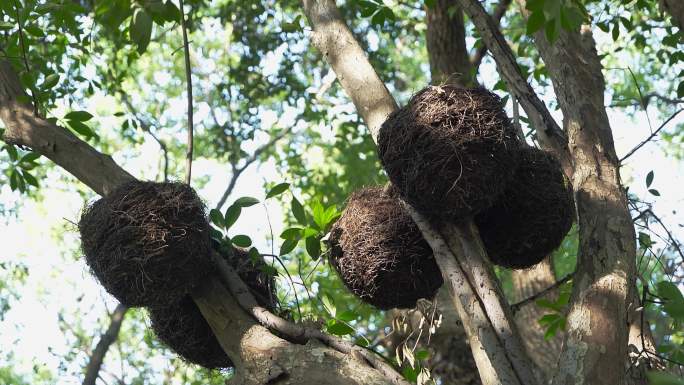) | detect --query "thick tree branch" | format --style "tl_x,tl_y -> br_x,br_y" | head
178,0 -> 194,184
471,0 -> 512,72
82,304 -> 128,385
454,0 -> 573,177
0,60 -> 136,196
302,0 -> 397,140
303,2 -> 538,384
